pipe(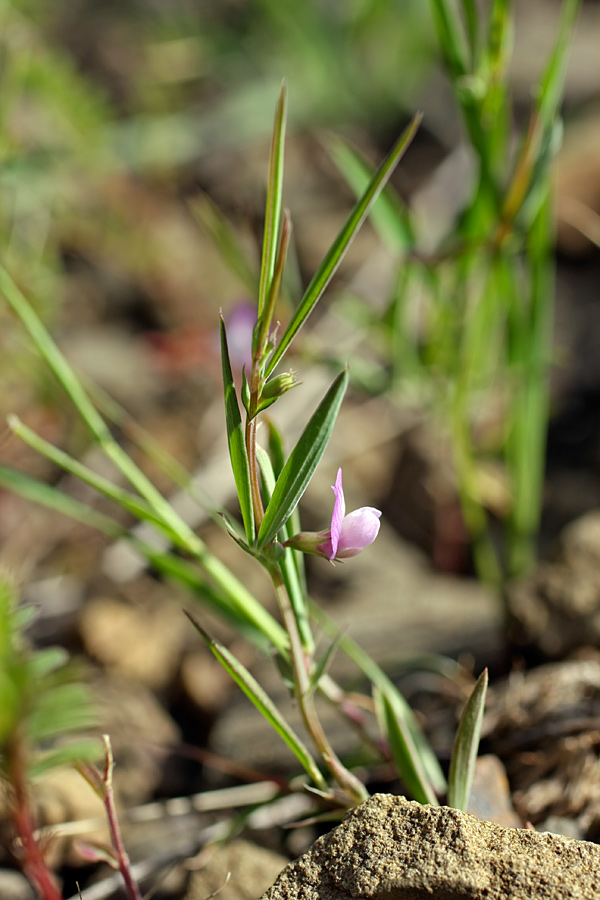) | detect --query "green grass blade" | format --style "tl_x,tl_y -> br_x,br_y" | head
86,380 -> 221,522
8,415 -> 185,545
0,465 -> 127,540
535,0 -> 581,130
220,316 -> 255,544
0,263 -> 203,555
264,115 -> 421,378
506,196 -> 553,576
429,0 -> 469,79
447,668 -> 488,811
144,550 -> 287,652
310,600 -> 447,796
374,687 -> 438,806
257,368 -> 348,549
460,0 -> 479,65
185,611 -> 327,792
257,81 -> 287,320
190,194 -> 258,295
327,137 -> 415,253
